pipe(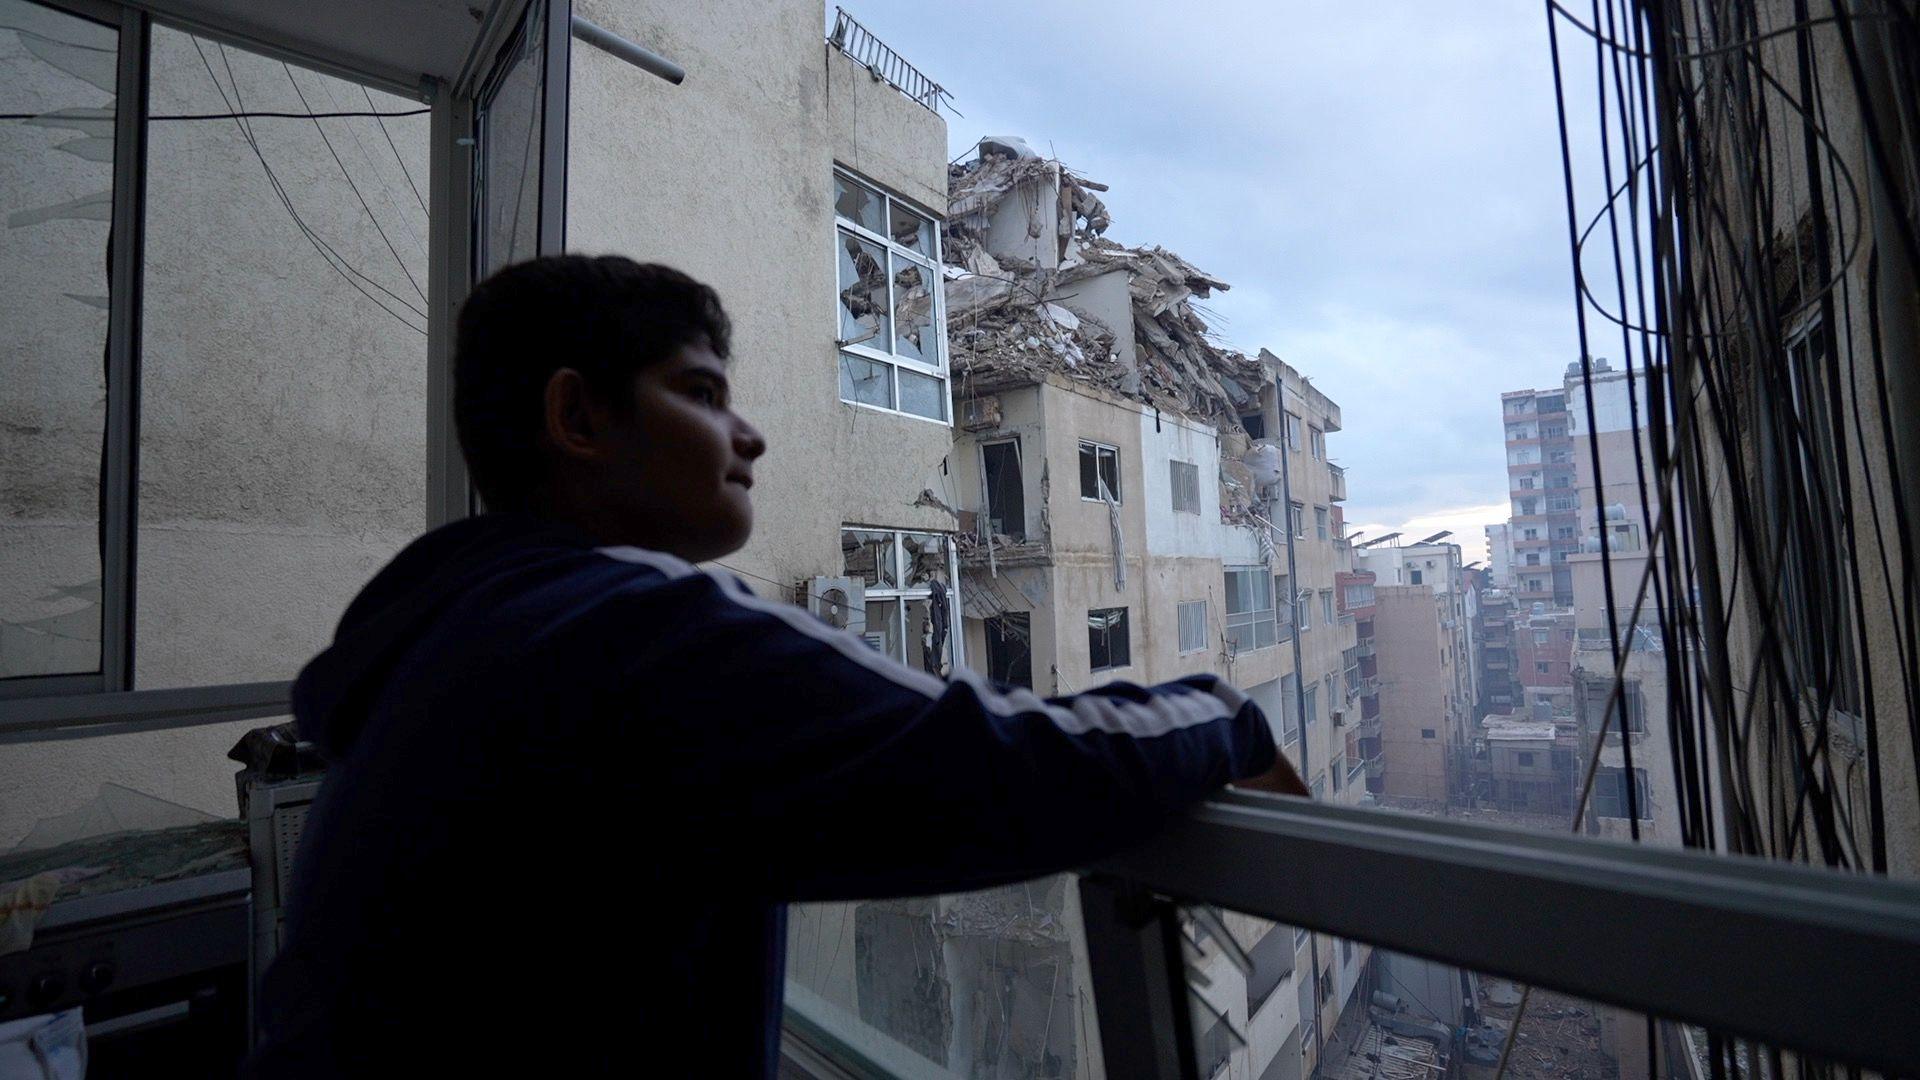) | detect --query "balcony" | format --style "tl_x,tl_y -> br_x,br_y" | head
1329,463 -> 1347,502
